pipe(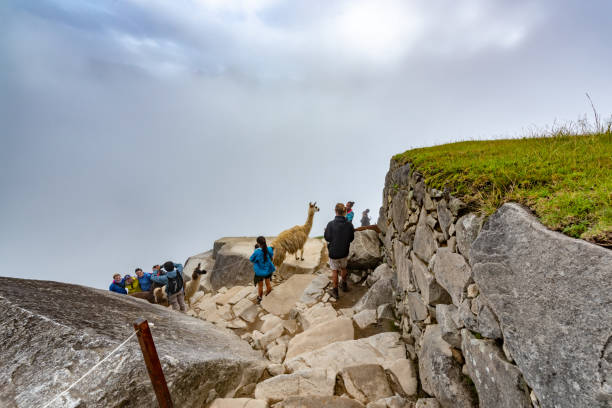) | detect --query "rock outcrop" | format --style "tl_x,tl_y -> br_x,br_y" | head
210,237 -> 326,289
348,230 -> 383,270
471,203 -> 612,408
0,277 -> 266,408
